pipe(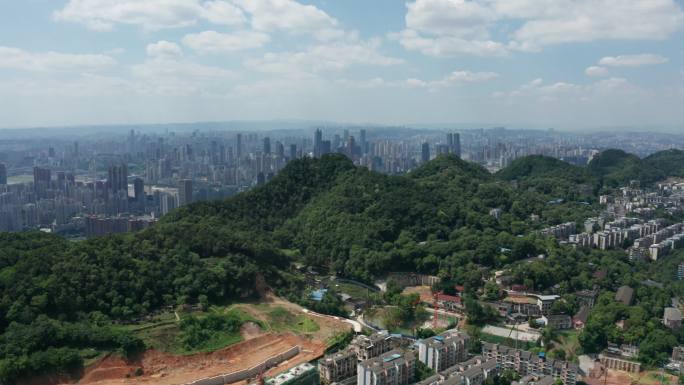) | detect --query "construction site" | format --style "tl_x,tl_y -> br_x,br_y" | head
44,295 -> 352,385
